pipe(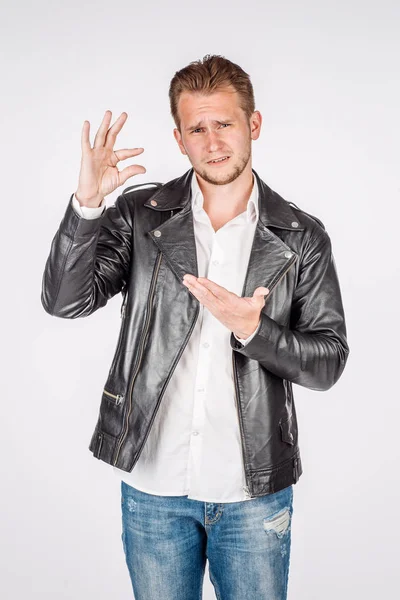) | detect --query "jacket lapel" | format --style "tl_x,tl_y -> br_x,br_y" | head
241,224 -> 297,298
147,205 -> 199,281
144,167 -> 304,295
143,169 -> 198,281
240,170 -> 304,296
